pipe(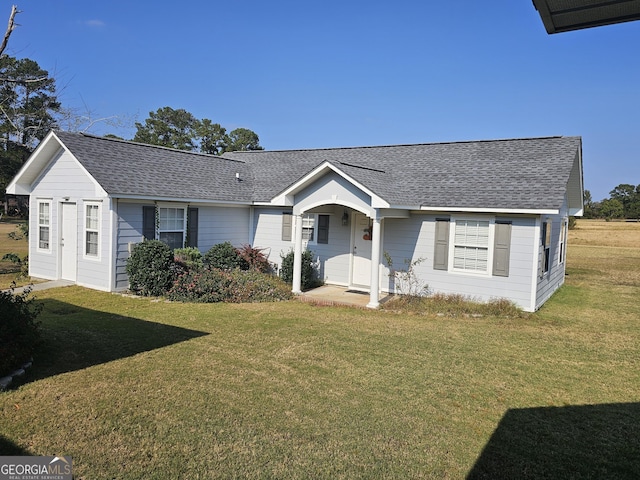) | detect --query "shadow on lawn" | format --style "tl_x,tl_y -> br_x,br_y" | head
467,402 -> 640,480
25,298 -> 209,383
0,435 -> 30,455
